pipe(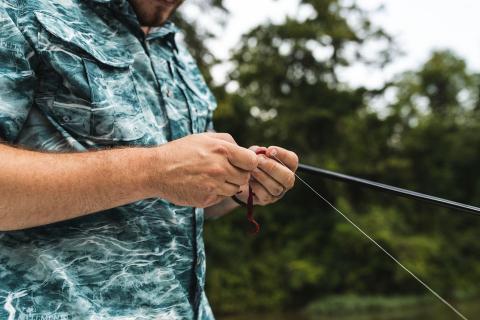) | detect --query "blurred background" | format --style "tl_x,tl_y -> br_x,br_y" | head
176,0 -> 480,319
